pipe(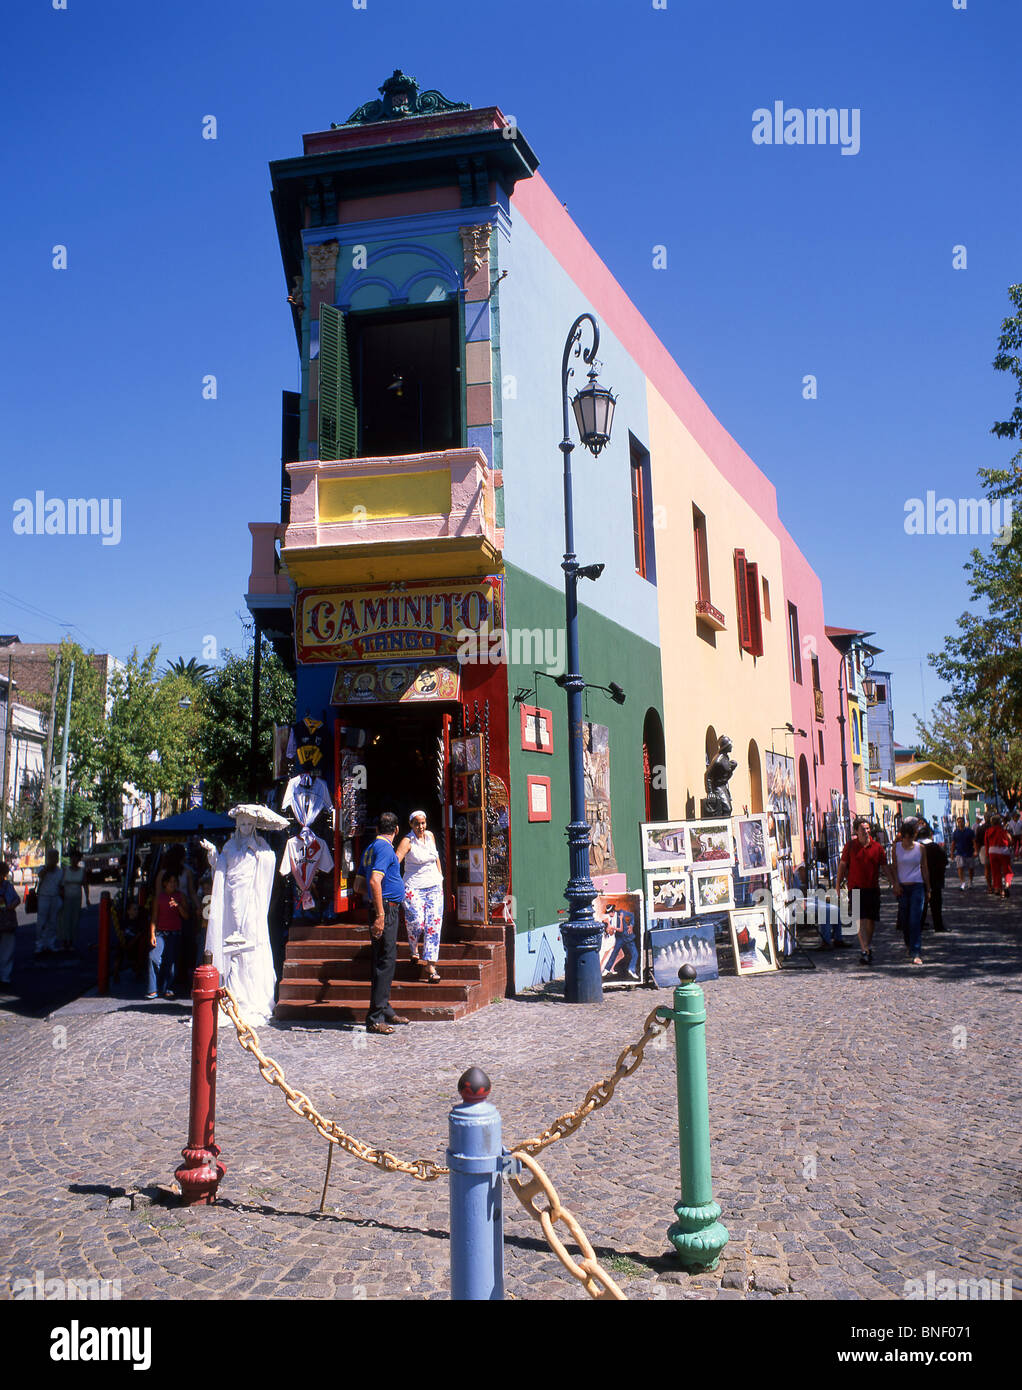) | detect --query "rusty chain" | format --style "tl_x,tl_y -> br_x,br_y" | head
218,987 -> 674,1299
506,1003 -> 674,1301
218,988 -> 449,1182
513,1004 -> 673,1158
